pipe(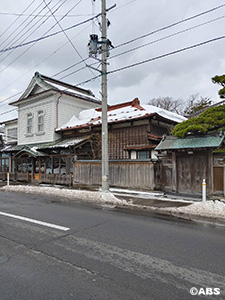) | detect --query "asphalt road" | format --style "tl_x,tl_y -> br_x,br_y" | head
0,189 -> 224,300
